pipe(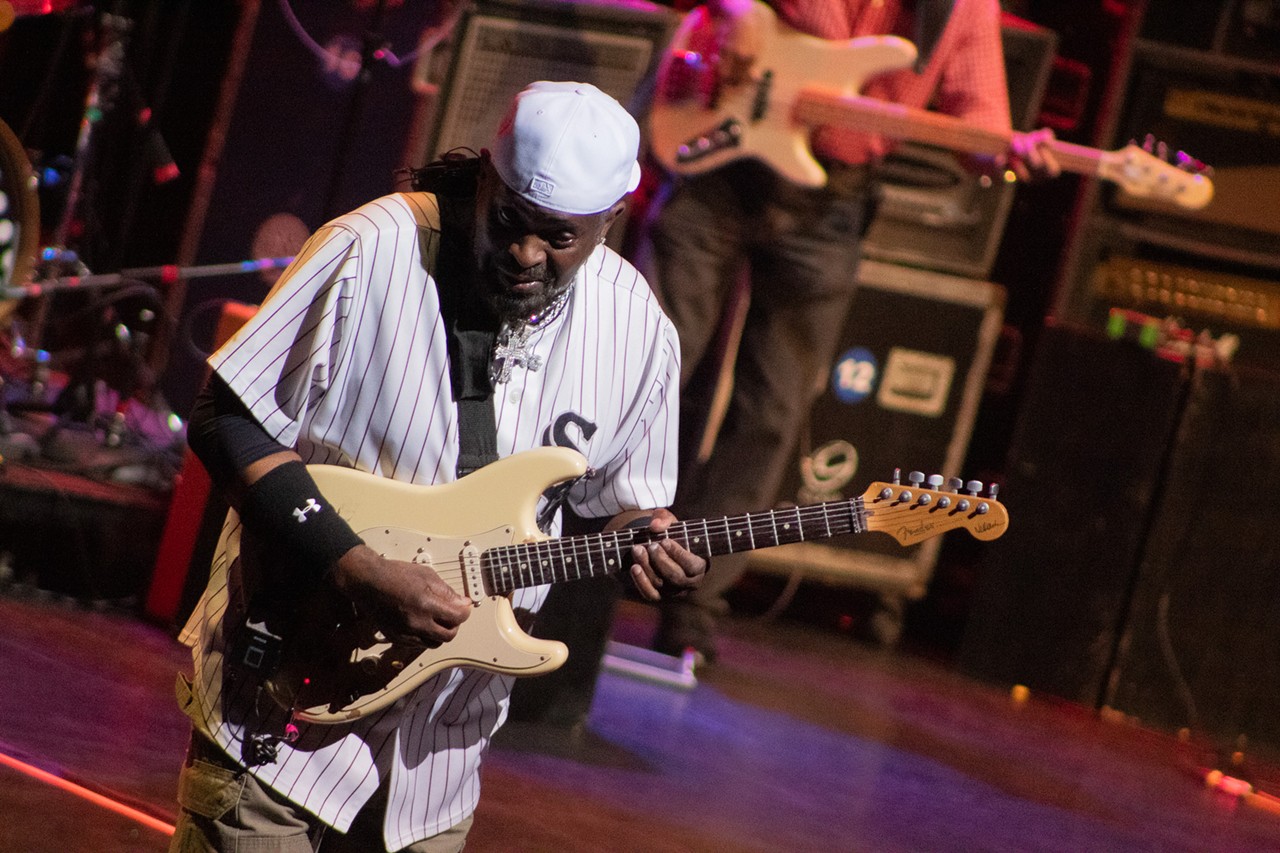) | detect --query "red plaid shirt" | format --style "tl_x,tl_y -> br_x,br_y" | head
773,0 -> 1012,164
